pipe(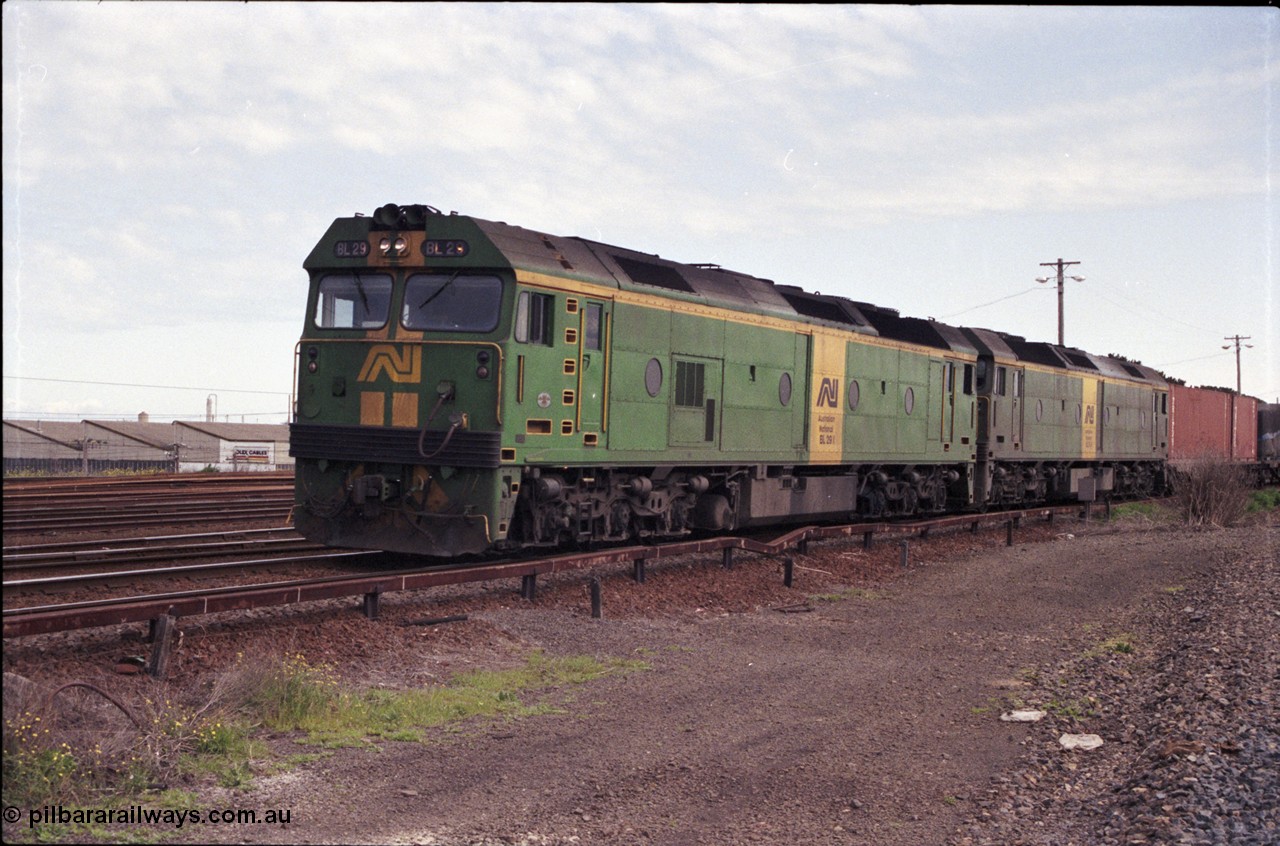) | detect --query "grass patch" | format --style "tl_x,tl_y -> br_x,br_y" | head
1247,487 -> 1280,513
1109,501 -> 1165,522
234,650 -> 649,748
